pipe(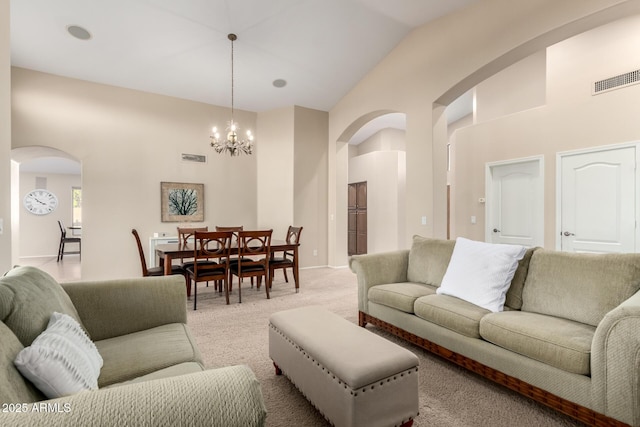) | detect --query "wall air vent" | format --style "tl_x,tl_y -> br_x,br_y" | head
181,153 -> 207,163
593,69 -> 640,95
